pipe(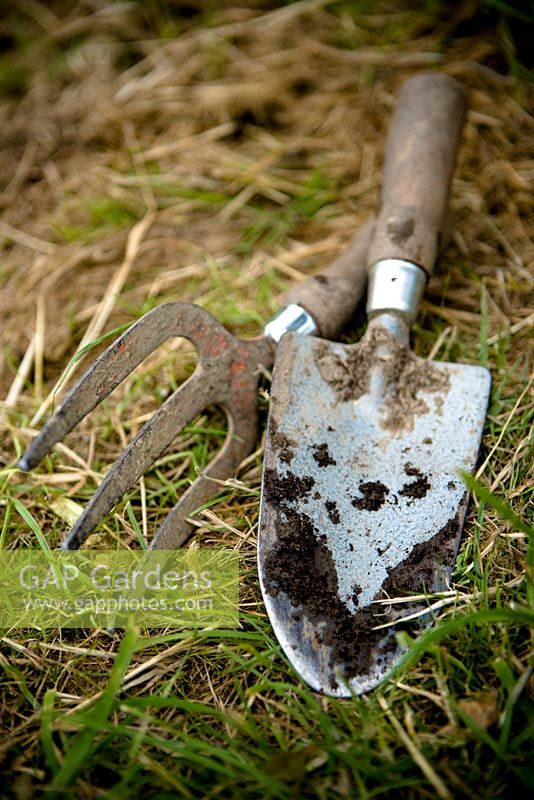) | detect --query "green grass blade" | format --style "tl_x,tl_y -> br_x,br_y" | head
392,607 -> 534,678
40,689 -> 60,774
11,498 -> 52,553
460,472 -> 532,537
50,628 -> 138,791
